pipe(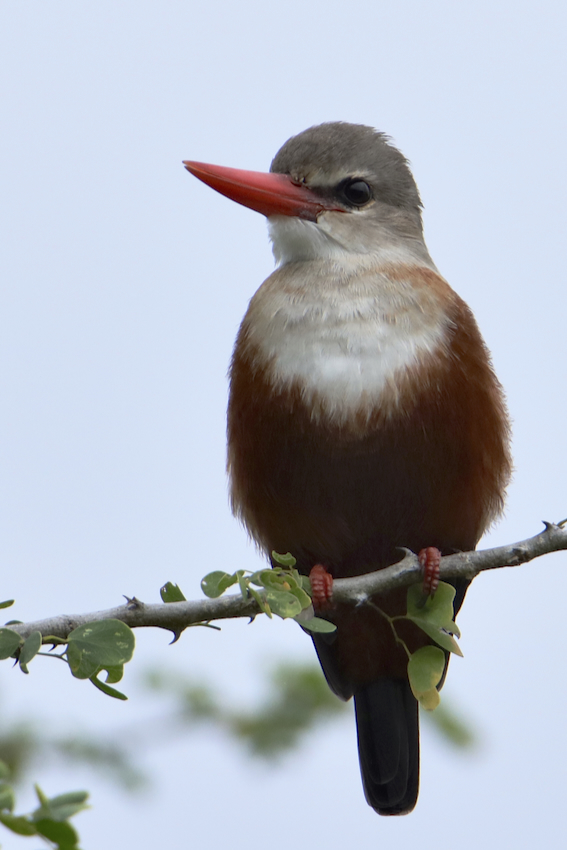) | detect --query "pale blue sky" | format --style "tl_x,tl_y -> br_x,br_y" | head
1,2 -> 566,847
